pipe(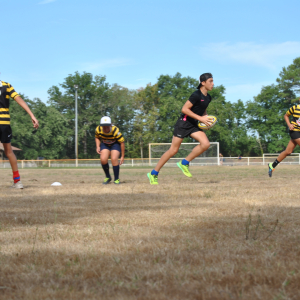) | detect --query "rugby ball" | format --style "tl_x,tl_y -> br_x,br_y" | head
198,115 -> 218,130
